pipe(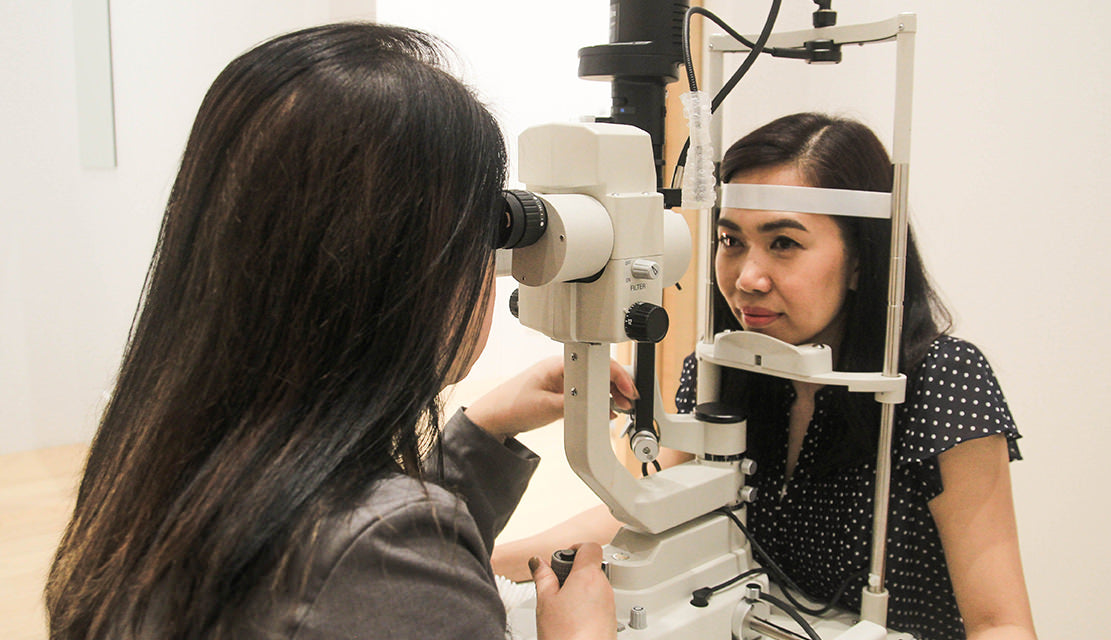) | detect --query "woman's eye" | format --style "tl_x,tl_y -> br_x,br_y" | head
717,233 -> 742,249
770,236 -> 801,251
